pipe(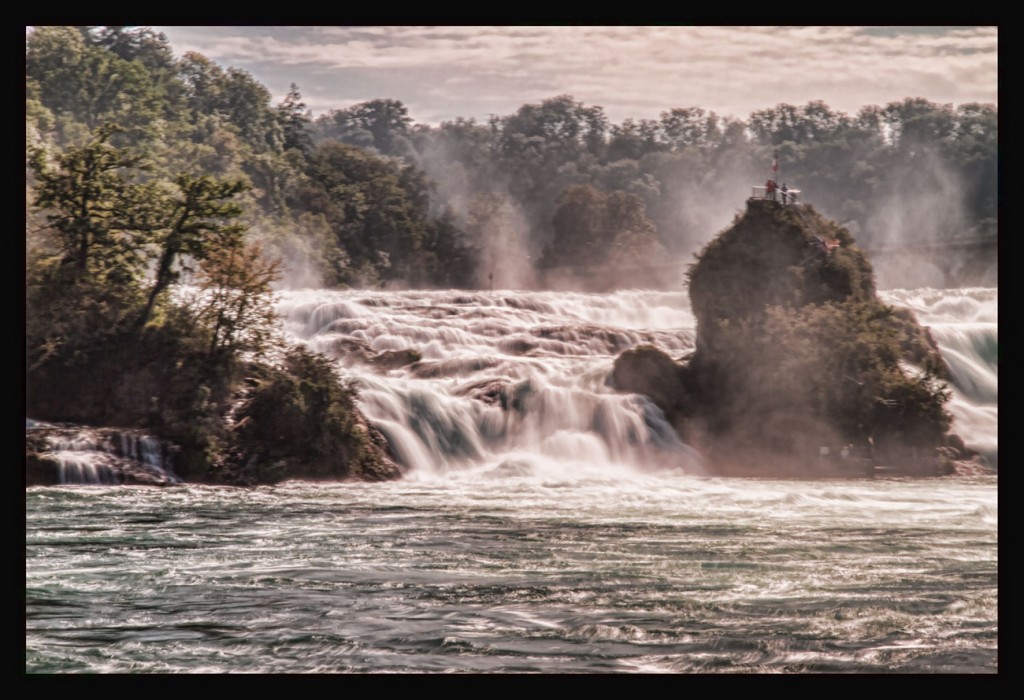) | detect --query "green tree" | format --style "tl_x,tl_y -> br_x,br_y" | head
26,27 -> 90,122
881,97 -> 956,149
950,102 -> 997,226
606,118 -> 664,161
90,26 -> 177,73
27,26 -> 172,144
352,98 -> 414,155
137,174 -> 250,329
314,98 -> 414,157
754,301 -> 951,452
544,184 -> 661,268
28,125 -> 157,289
178,52 -> 283,154
660,107 -> 721,150
304,141 -> 431,283
277,83 -> 313,154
